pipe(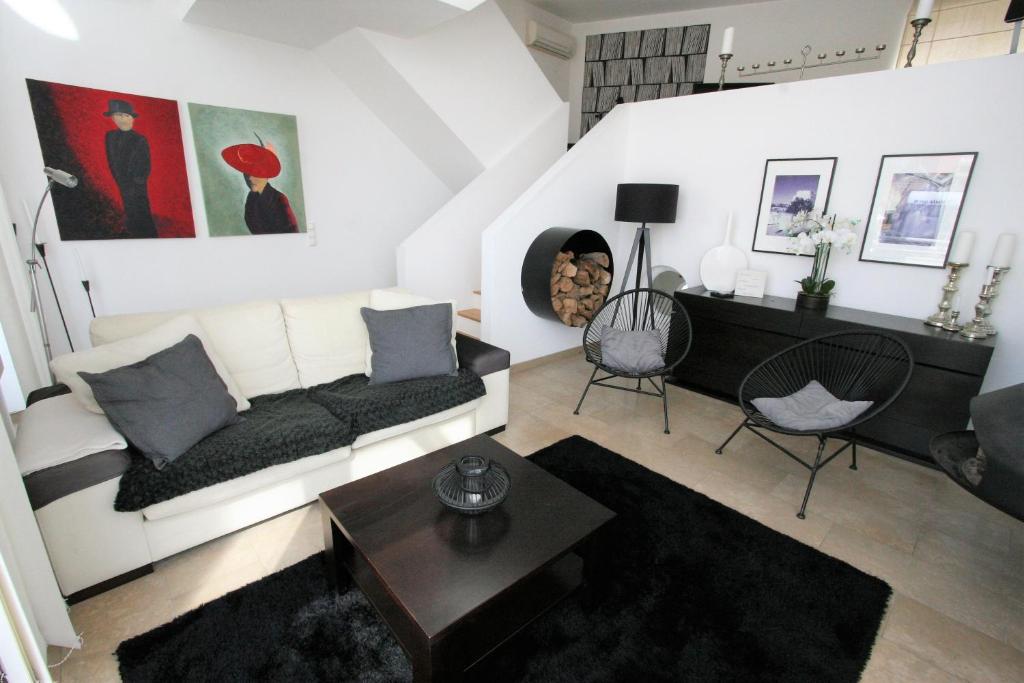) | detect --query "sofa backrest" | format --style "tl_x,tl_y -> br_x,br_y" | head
90,300 -> 301,398
87,288 -> 447,396
280,292 -> 370,387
